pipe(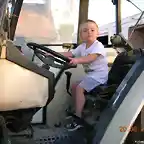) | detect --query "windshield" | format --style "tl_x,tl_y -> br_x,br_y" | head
14,0 -> 80,77
0,0 -> 8,29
